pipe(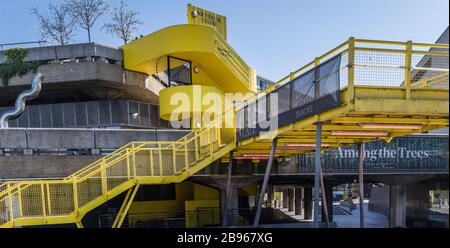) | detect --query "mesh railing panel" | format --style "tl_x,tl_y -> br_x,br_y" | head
354,50 -> 406,87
